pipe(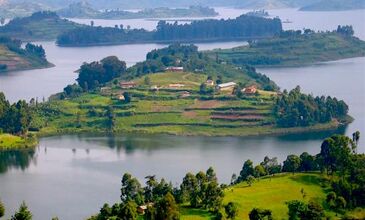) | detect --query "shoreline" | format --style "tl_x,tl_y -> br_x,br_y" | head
35,116 -> 353,139
0,62 -> 55,74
